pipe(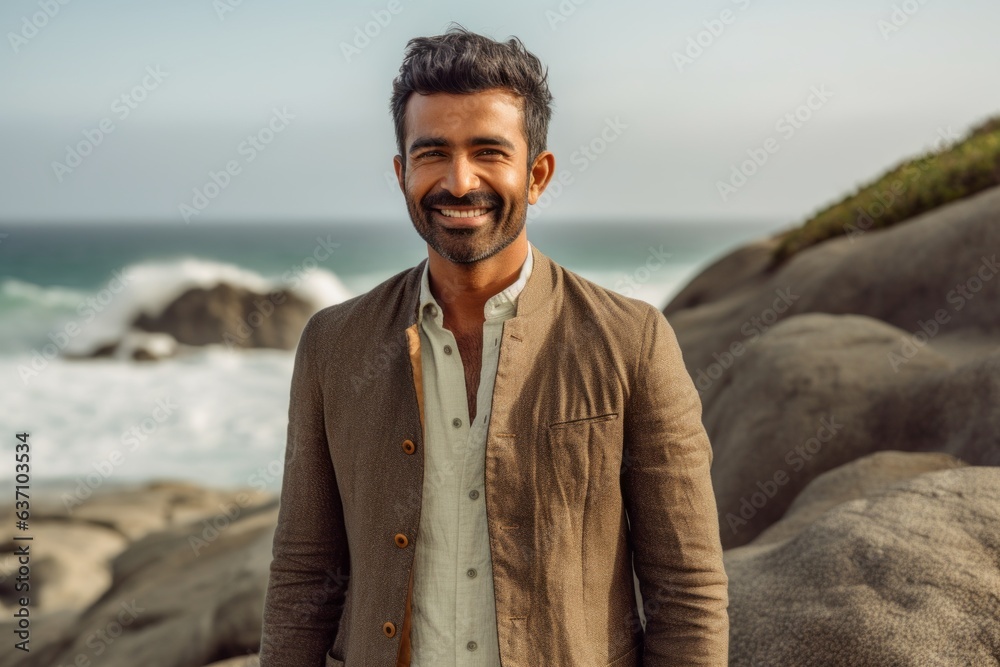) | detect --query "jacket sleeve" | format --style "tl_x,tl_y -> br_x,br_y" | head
259,315 -> 350,666
622,306 -> 729,666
